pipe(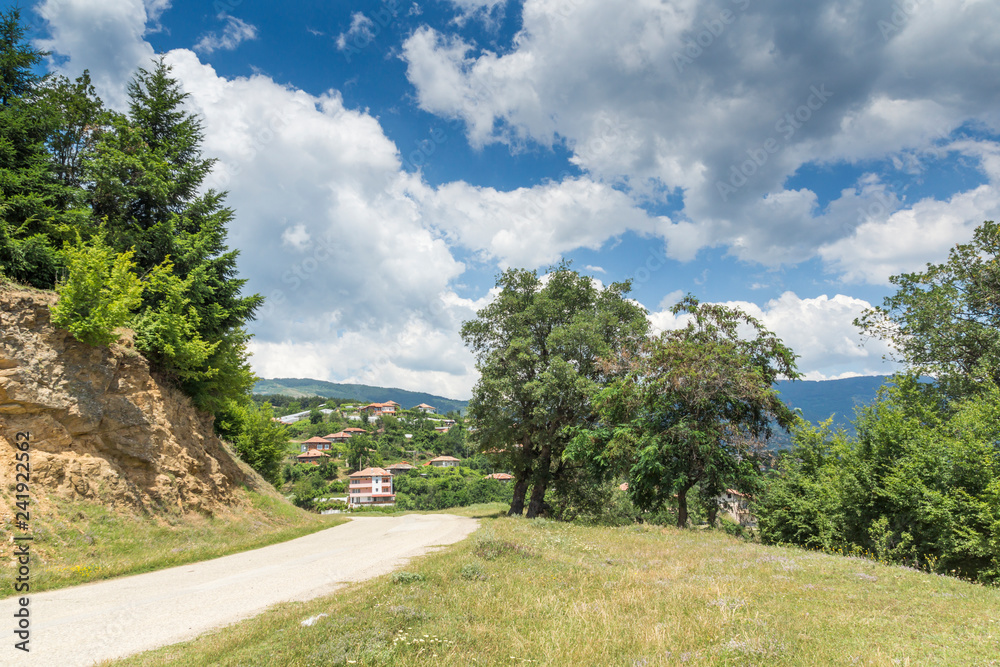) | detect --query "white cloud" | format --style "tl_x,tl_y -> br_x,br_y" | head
336,12 -> 375,52
648,292 -> 898,380
819,141 -> 1000,284
194,15 -> 259,55
37,0 -> 156,109
402,0 -> 1000,275
416,176 -> 669,268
